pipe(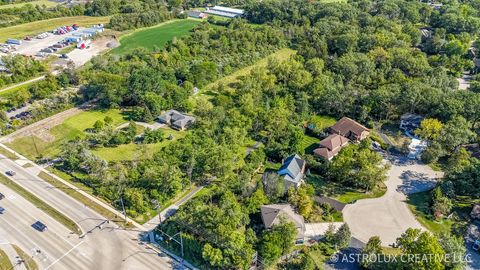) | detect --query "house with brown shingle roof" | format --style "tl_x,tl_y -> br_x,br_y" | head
313,117 -> 369,161
313,134 -> 349,160
261,204 -> 306,244
329,117 -> 370,142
